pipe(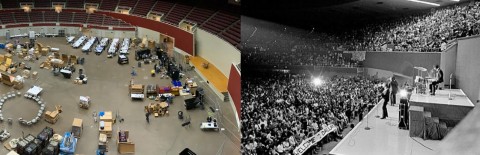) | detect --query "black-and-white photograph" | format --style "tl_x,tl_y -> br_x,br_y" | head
241,0 -> 480,154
